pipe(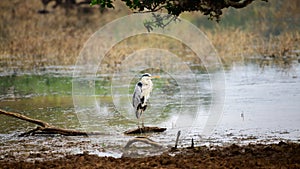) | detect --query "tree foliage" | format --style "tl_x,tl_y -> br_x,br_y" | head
90,0 -> 268,21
